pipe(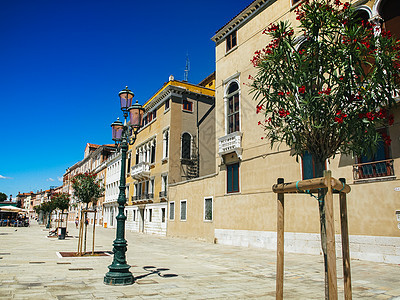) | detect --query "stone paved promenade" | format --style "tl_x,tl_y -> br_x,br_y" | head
1,221 -> 400,299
